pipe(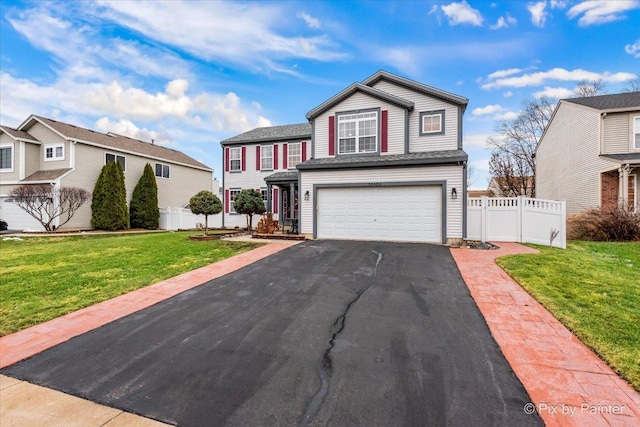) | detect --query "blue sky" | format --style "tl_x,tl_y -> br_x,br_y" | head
1,0 -> 638,187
